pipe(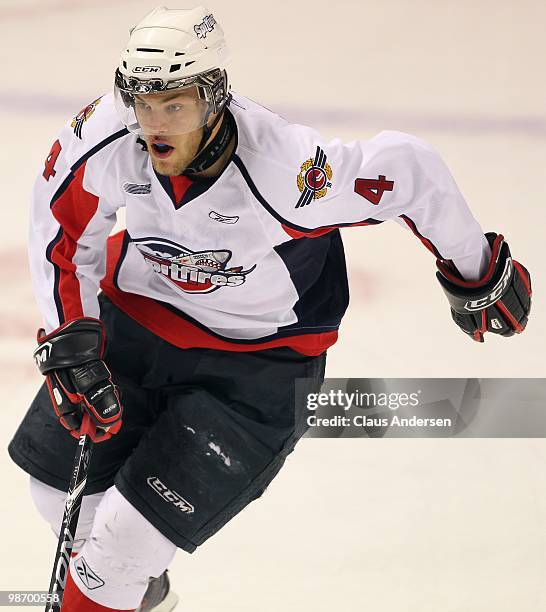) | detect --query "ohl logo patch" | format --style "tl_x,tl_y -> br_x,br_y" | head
134,238 -> 256,294
296,146 -> 333,208
71,96 -> 102,139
